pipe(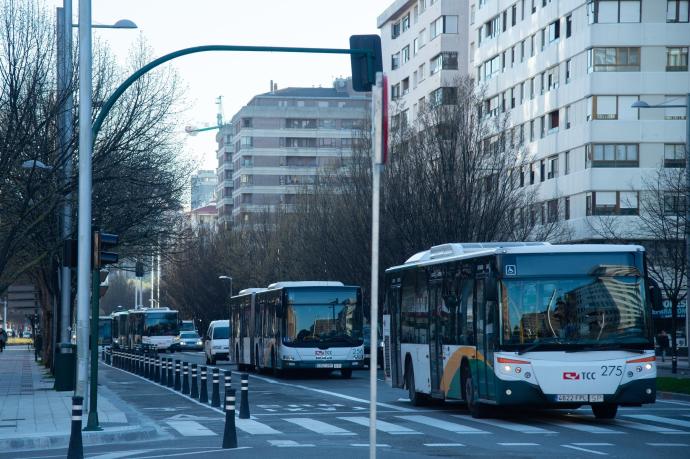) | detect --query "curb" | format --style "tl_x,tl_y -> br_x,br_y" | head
0,423 -> 162,452
658,391 -> 690,402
